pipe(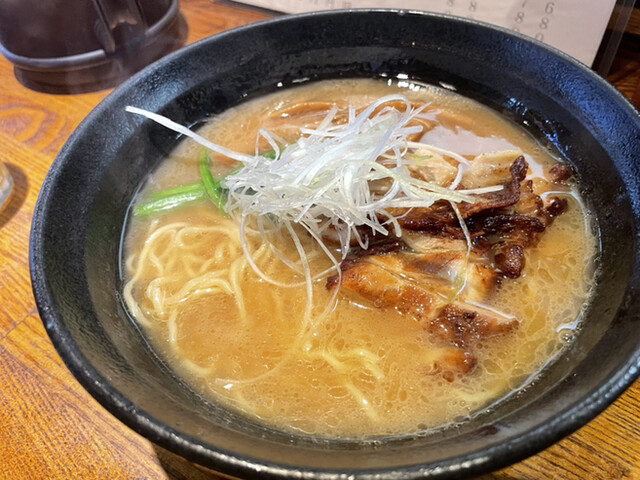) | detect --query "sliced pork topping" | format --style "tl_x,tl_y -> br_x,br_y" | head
492,242 -> 526,278
328,242 -> 498,310
327,238 -> 501,330
457,155 -> 528,217
369,250 -> 467,287
548,163 -> 573,184
406,150 -> 459,186
329,261 -> 437,321
460,150 -> 523,188
428,303 -> 518,349
391,154 -> 529,236
331,145 -> 572,386
425,347 -> 477,383
324,150 -> 571,382
326,245 -> 504,382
